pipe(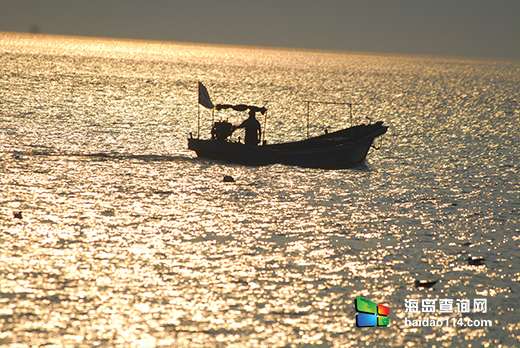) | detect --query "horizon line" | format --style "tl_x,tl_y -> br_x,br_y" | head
2,31 -> 514,63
